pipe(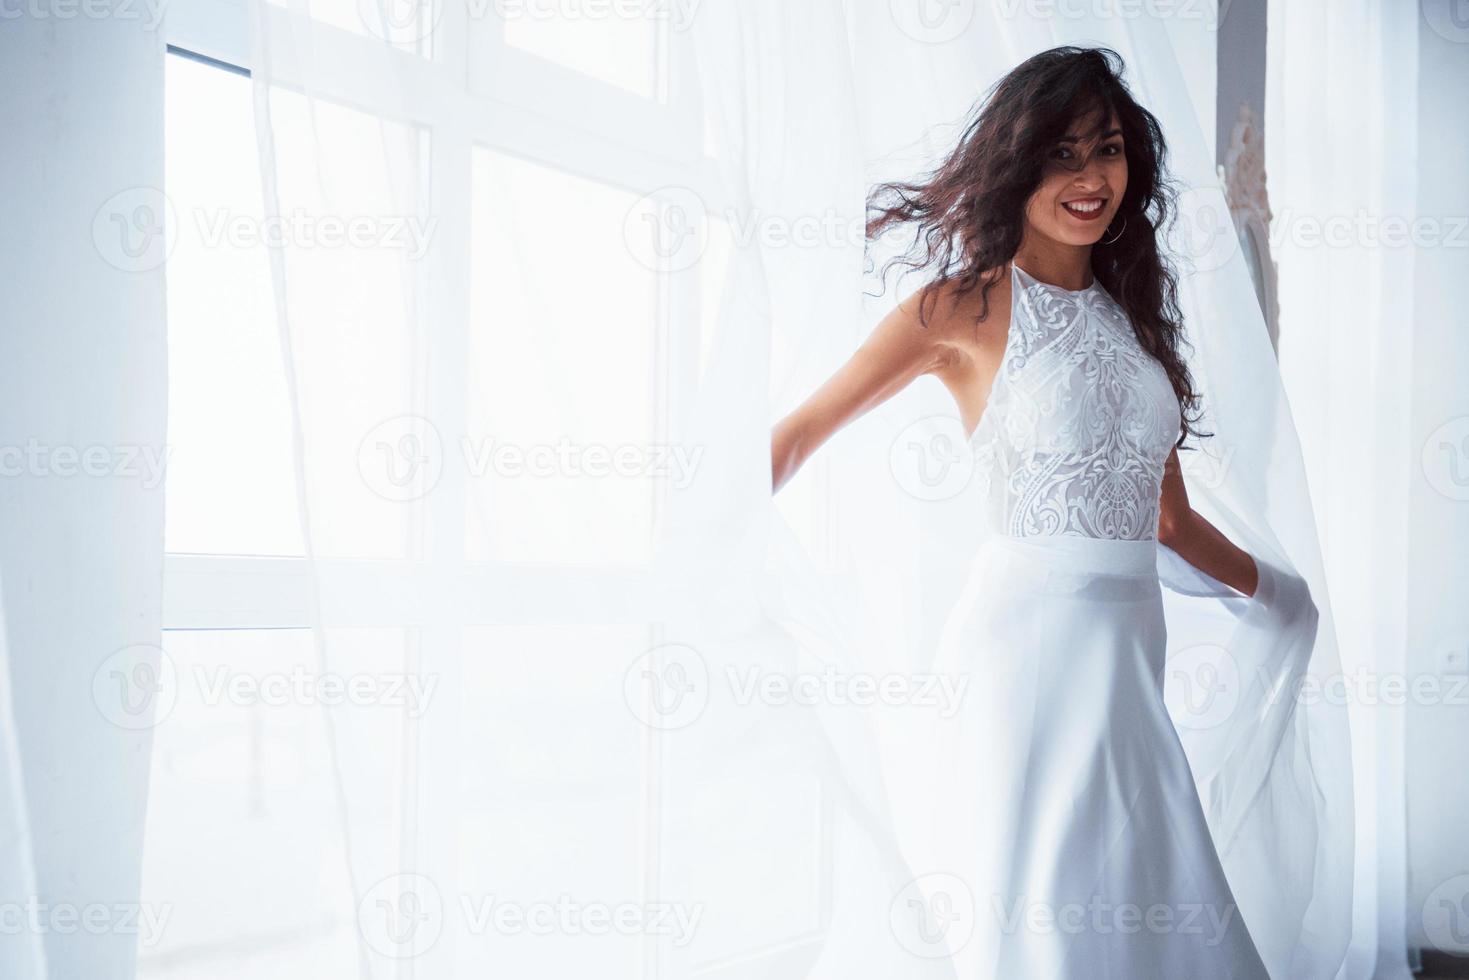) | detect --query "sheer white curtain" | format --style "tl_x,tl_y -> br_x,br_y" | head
0,571 -> 44,980
1268,1 -> 1418,977
237,0 -> 1362,976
